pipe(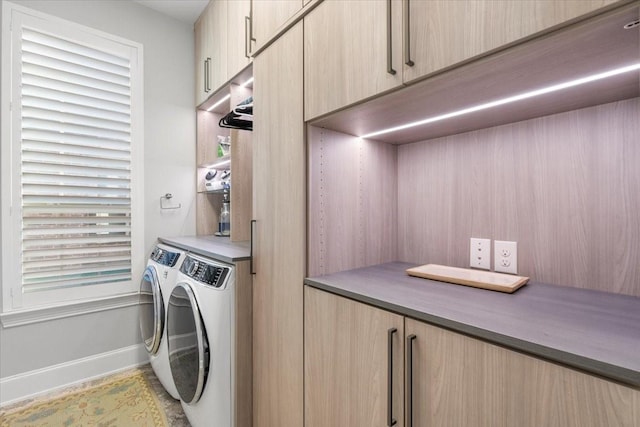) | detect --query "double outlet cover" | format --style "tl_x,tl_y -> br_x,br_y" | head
470,238 -> 517,274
